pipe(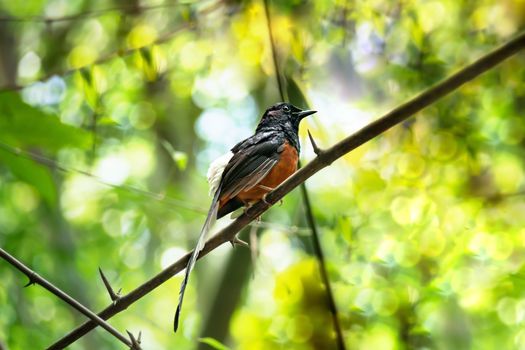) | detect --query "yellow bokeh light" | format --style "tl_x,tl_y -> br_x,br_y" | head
127,24 -> 158,49
68,45 -> 97,69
